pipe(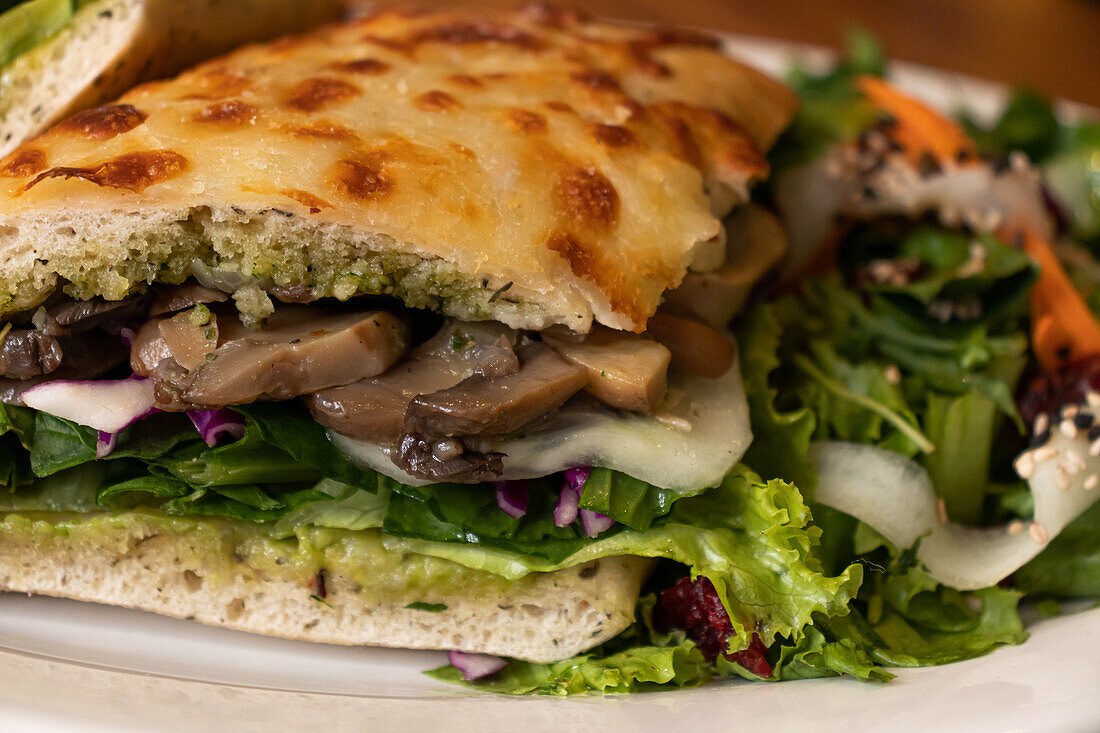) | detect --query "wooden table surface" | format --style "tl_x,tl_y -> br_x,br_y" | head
376,0 -> 1100,107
